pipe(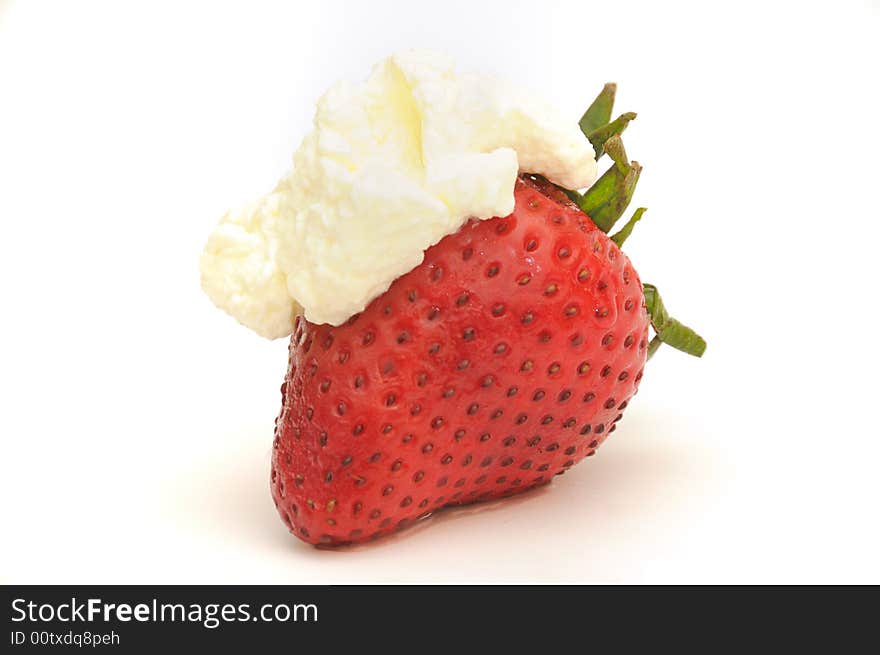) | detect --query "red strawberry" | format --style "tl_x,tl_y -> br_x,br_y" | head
271,175 -> 652,545
264,83 -> 707,545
